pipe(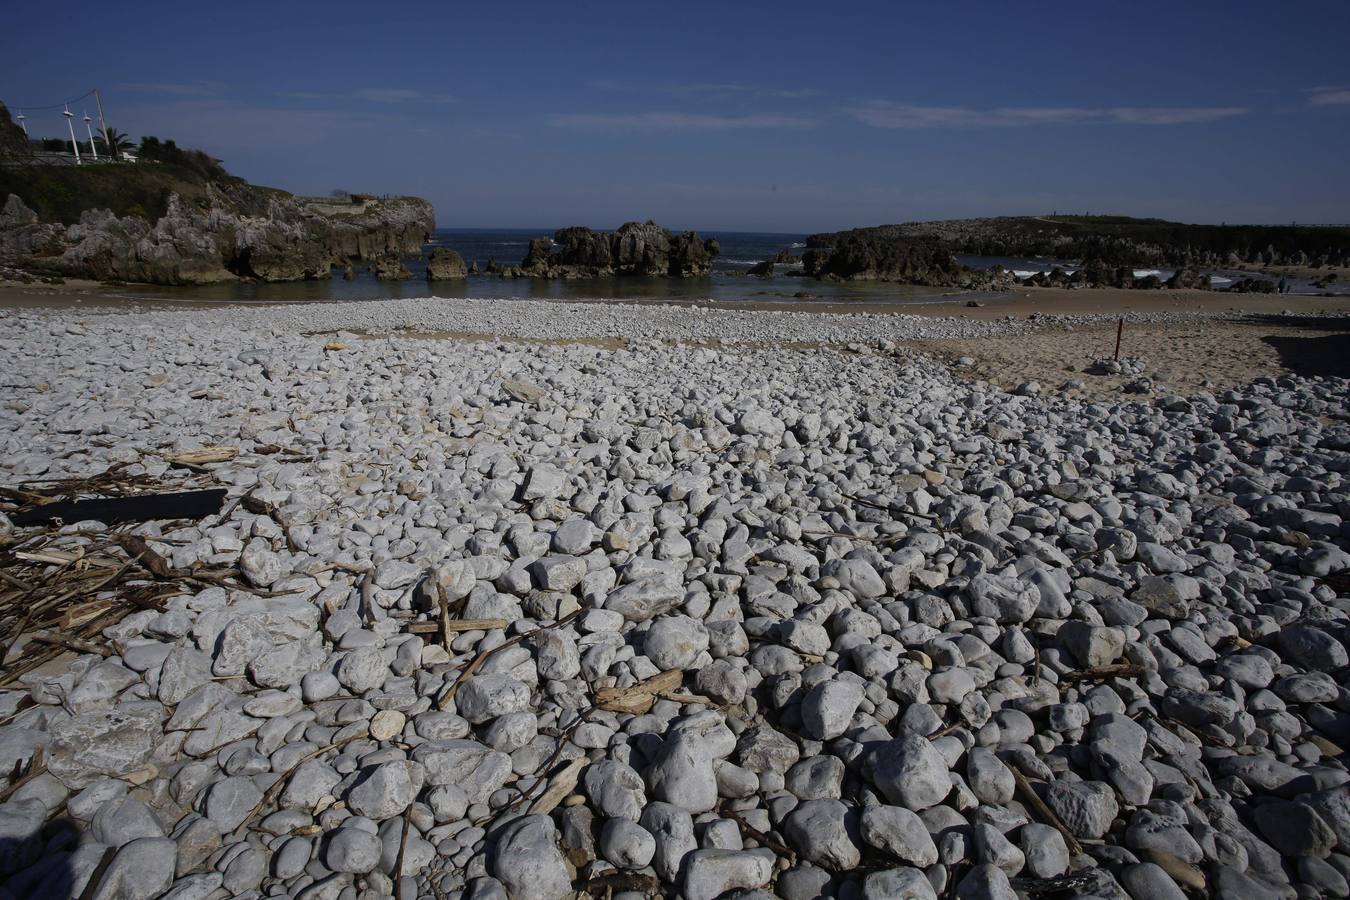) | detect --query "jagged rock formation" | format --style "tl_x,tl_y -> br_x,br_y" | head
809,216 -> 1350,269
802,230 -> 1014,289
426,247 -> 468,280
0,186 -> 434,285
370,251 -> 412,281
1224,277 -> 1277,293
505,222 -> 719,278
